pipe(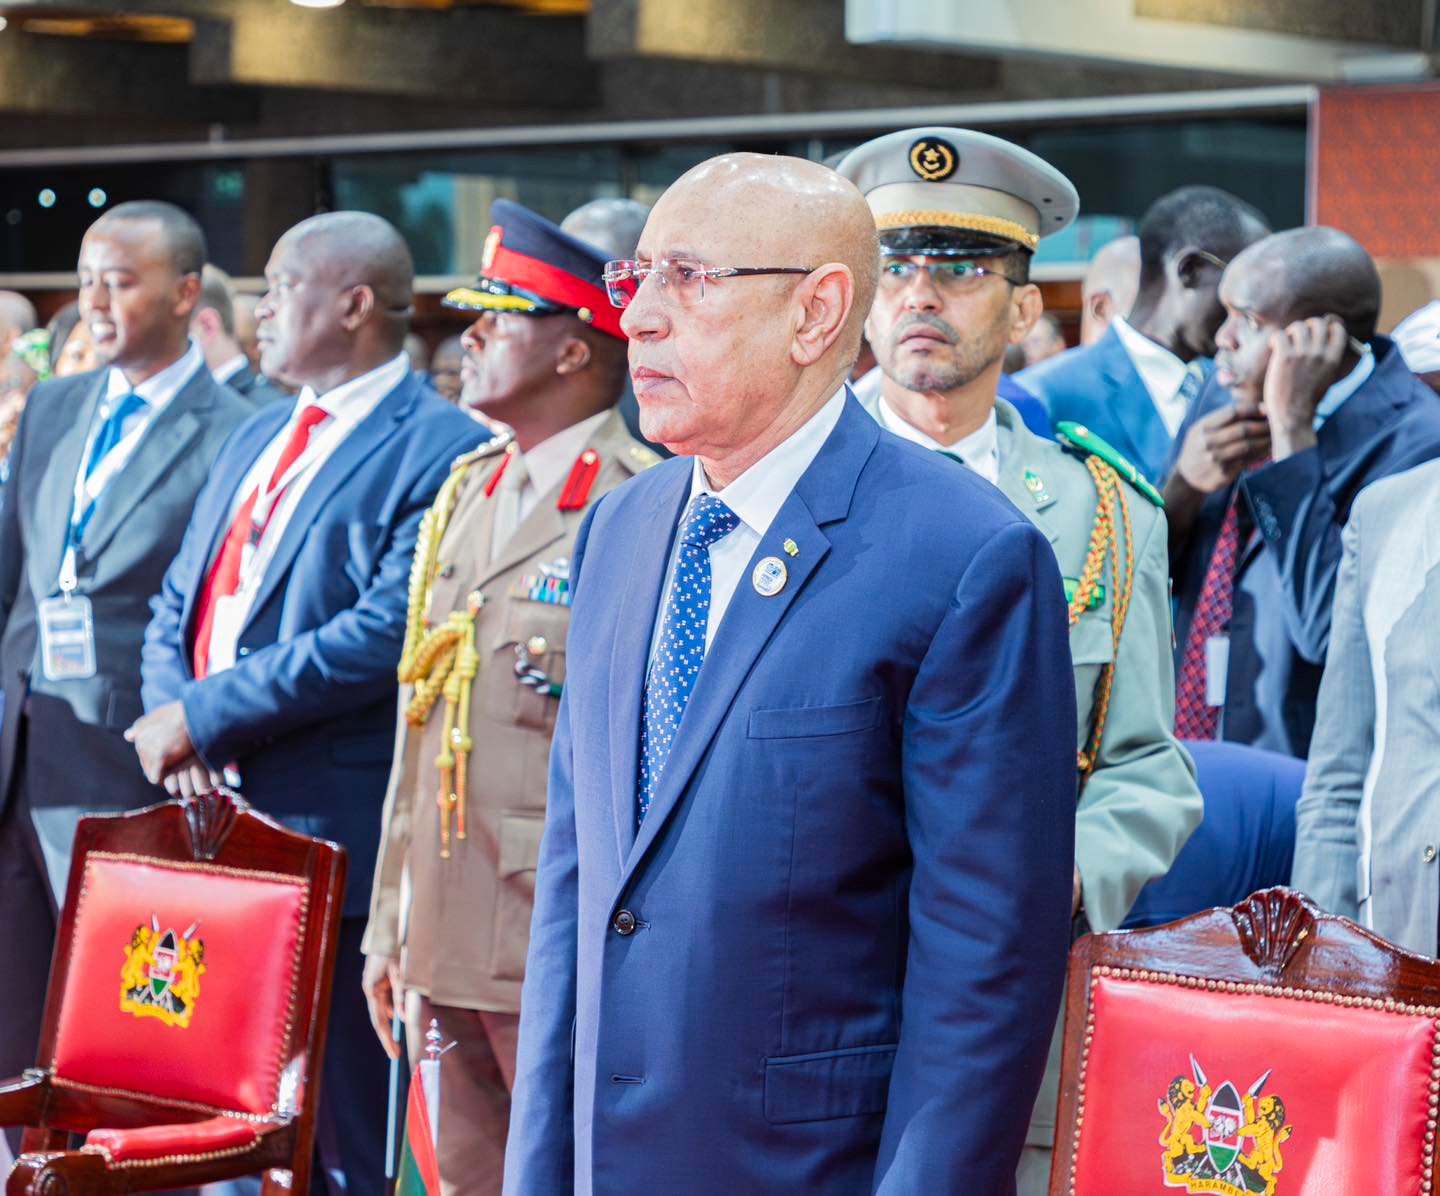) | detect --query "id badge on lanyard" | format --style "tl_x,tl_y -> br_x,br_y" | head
41,544 -> 96,680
